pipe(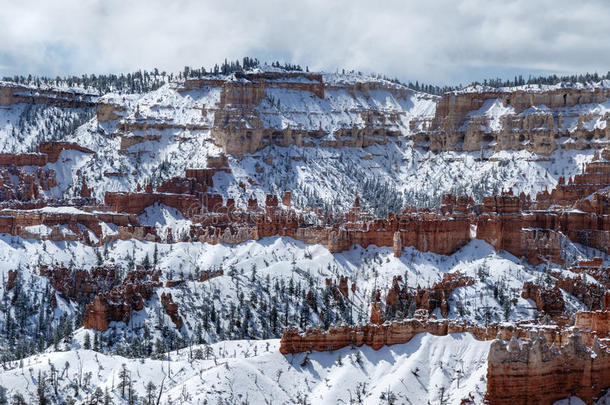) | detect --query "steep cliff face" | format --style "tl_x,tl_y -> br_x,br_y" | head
102,72 -> 610,158
191,71 -> 437,154
2,70 -> 609,213
0,82 -> 97,108
95,70 -> 438,157
485,333 -> 610,405
477,149 -> 610,260
429,85 -> 610,155
83,270 -> 162,331
279,310 -> 606,355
